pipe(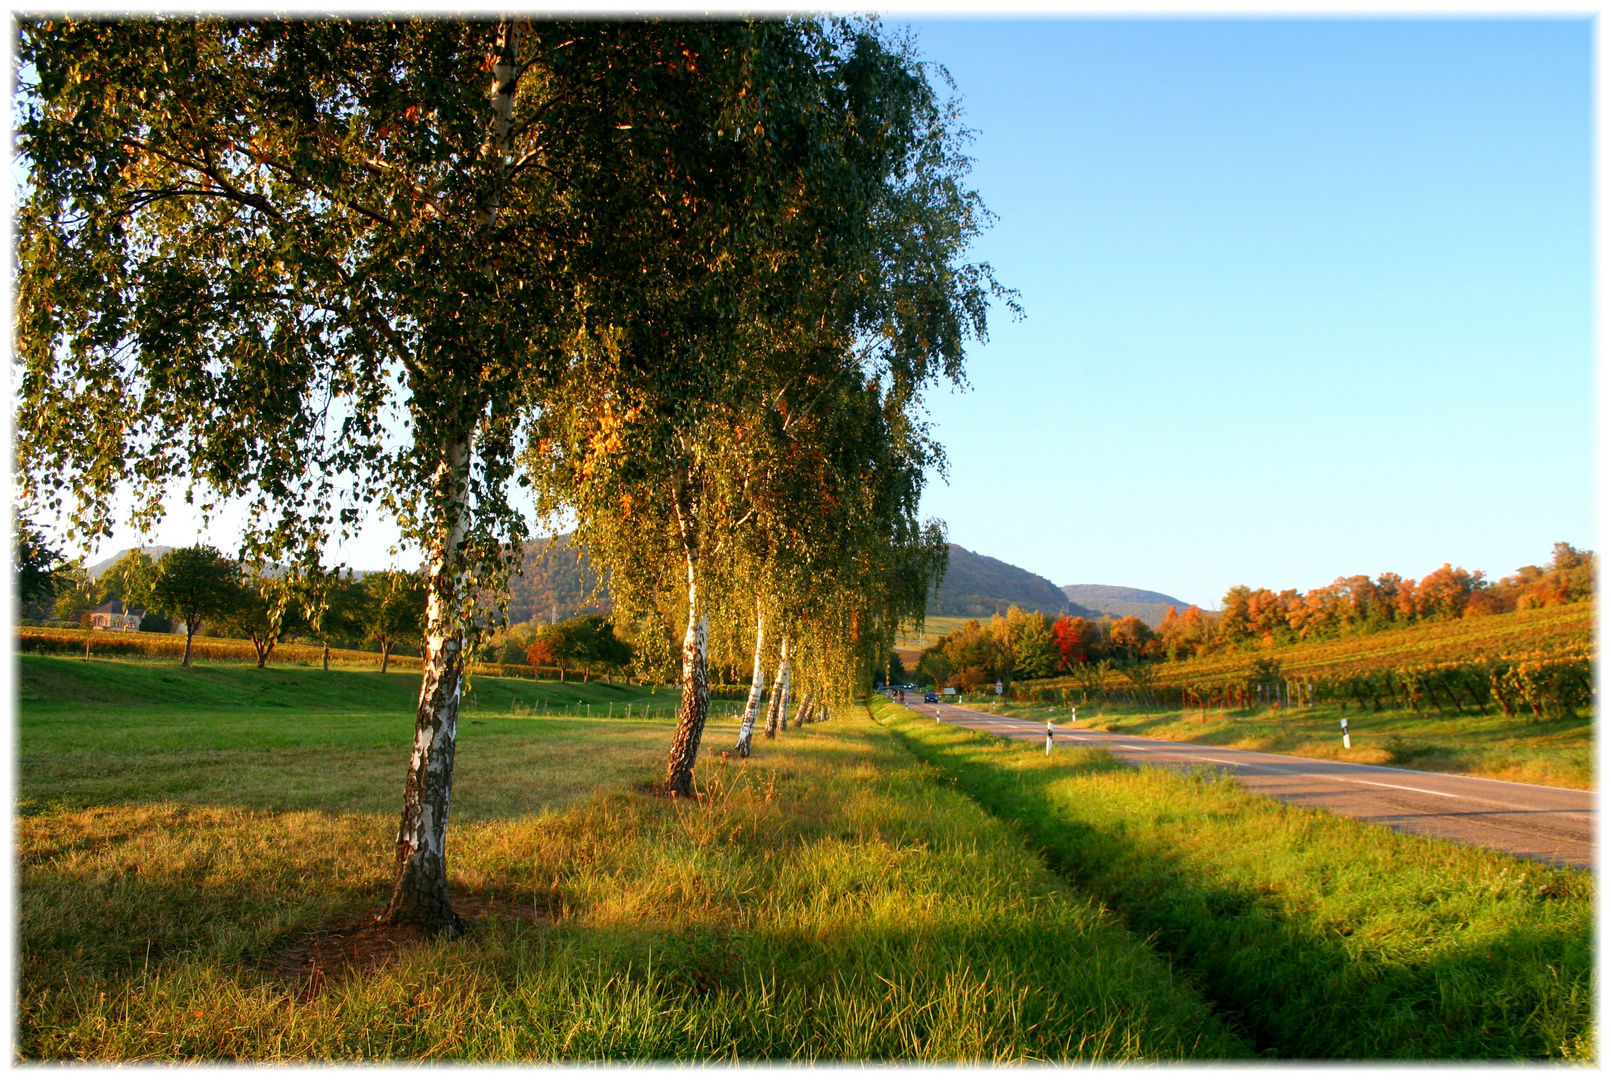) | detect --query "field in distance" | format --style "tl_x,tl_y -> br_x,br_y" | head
1000,604 -> 1595,789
